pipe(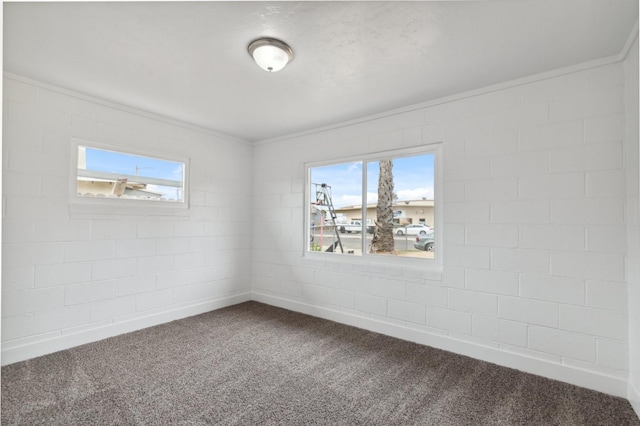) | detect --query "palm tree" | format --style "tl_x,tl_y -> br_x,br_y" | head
370,160 -> 395,254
